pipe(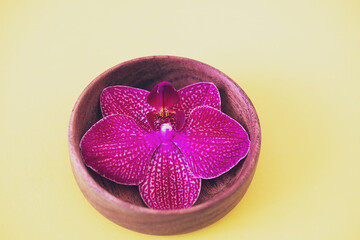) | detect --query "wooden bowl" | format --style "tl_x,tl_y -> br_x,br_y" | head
68,56 -> 261,235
